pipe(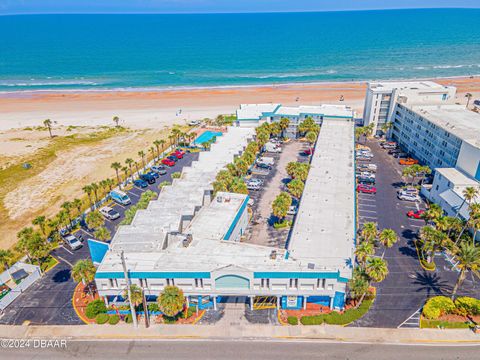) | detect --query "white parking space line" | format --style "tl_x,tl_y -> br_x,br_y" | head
57,255 -> 74,268
358,198 -> 376,203
59,246 -> 74,255
360,215 -> 378,220
359,209 -> 377,214
410,224 -> 423,229
358,203 -> 376,208
128,191 -> 141,197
